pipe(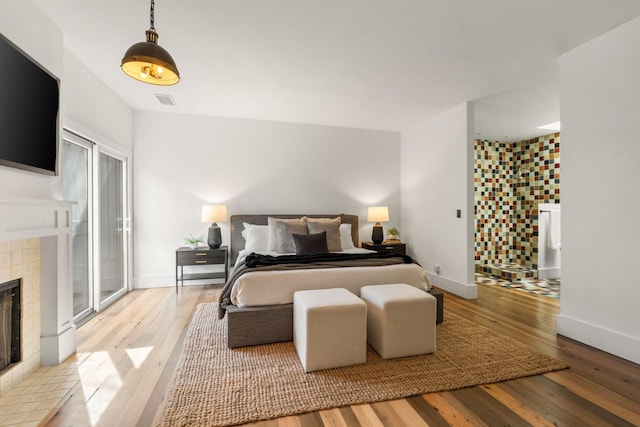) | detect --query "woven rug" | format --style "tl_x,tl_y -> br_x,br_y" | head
161,303 -> 566,427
